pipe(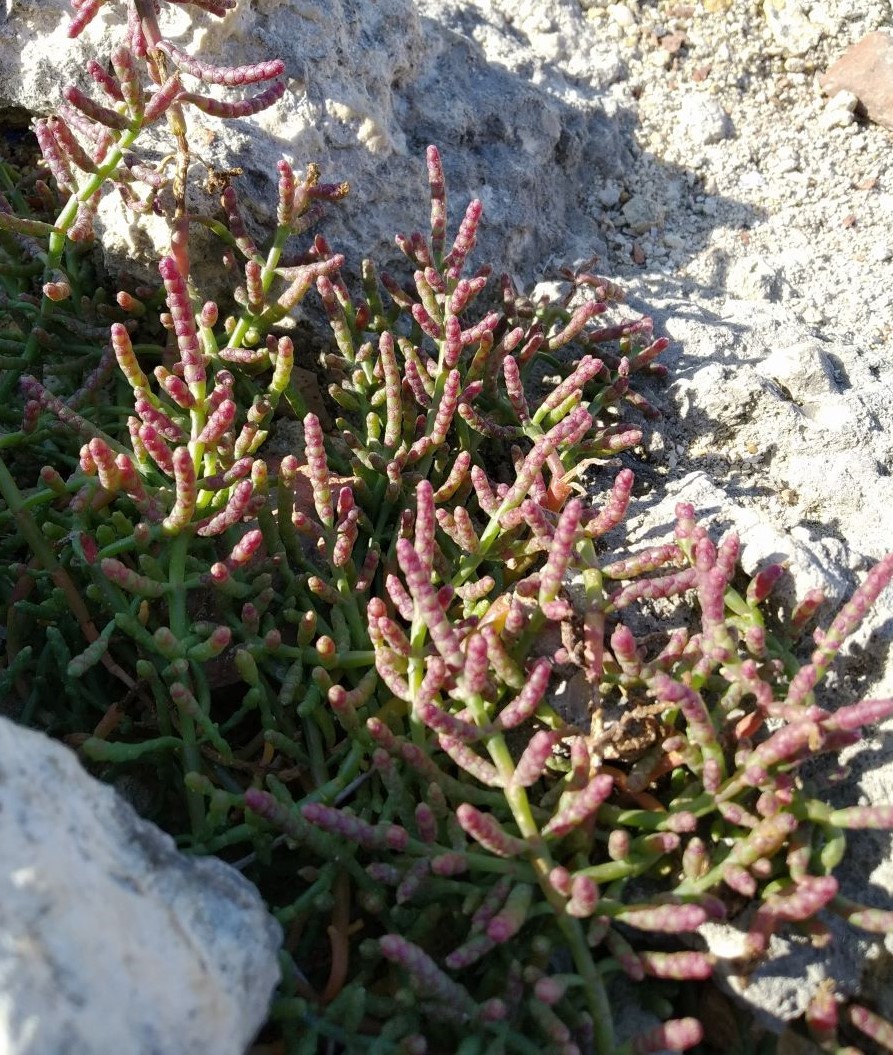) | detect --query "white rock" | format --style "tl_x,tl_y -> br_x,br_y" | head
740,169 -> 768,191
756,338 -> 839,403
597,181 -> 623,208
774,145 -> 801,172
676,94 -> 733,146
0,718 -> 281,1055
762,0 -> 823,56
819,90 -> 859,129
607,2 -> 636,28
825,89 -> 860,114
727,257 -> 782,302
